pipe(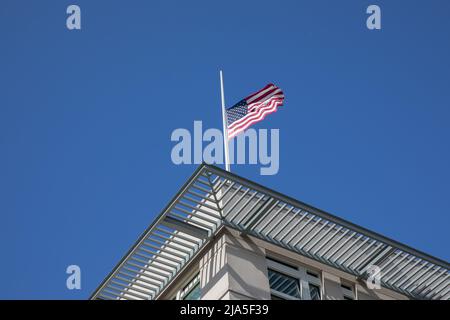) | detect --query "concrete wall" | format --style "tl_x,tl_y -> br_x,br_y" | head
199,229 -> 271,300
